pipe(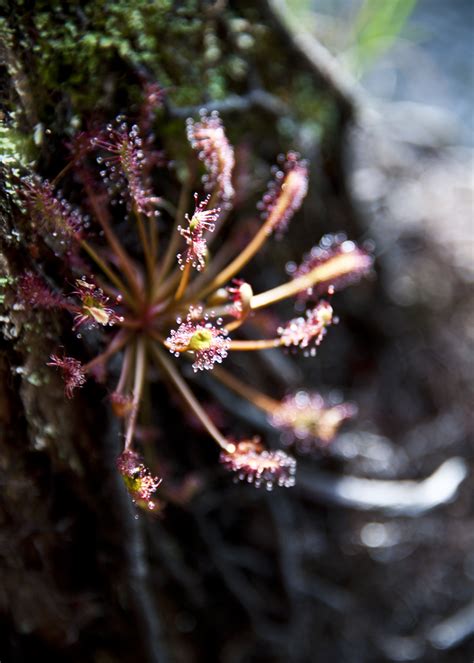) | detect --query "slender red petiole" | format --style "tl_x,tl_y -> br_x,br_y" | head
150,344 -> 235,453
83,330 -> 131,373
124,339 -> 147,451
84,182 -> 143,304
